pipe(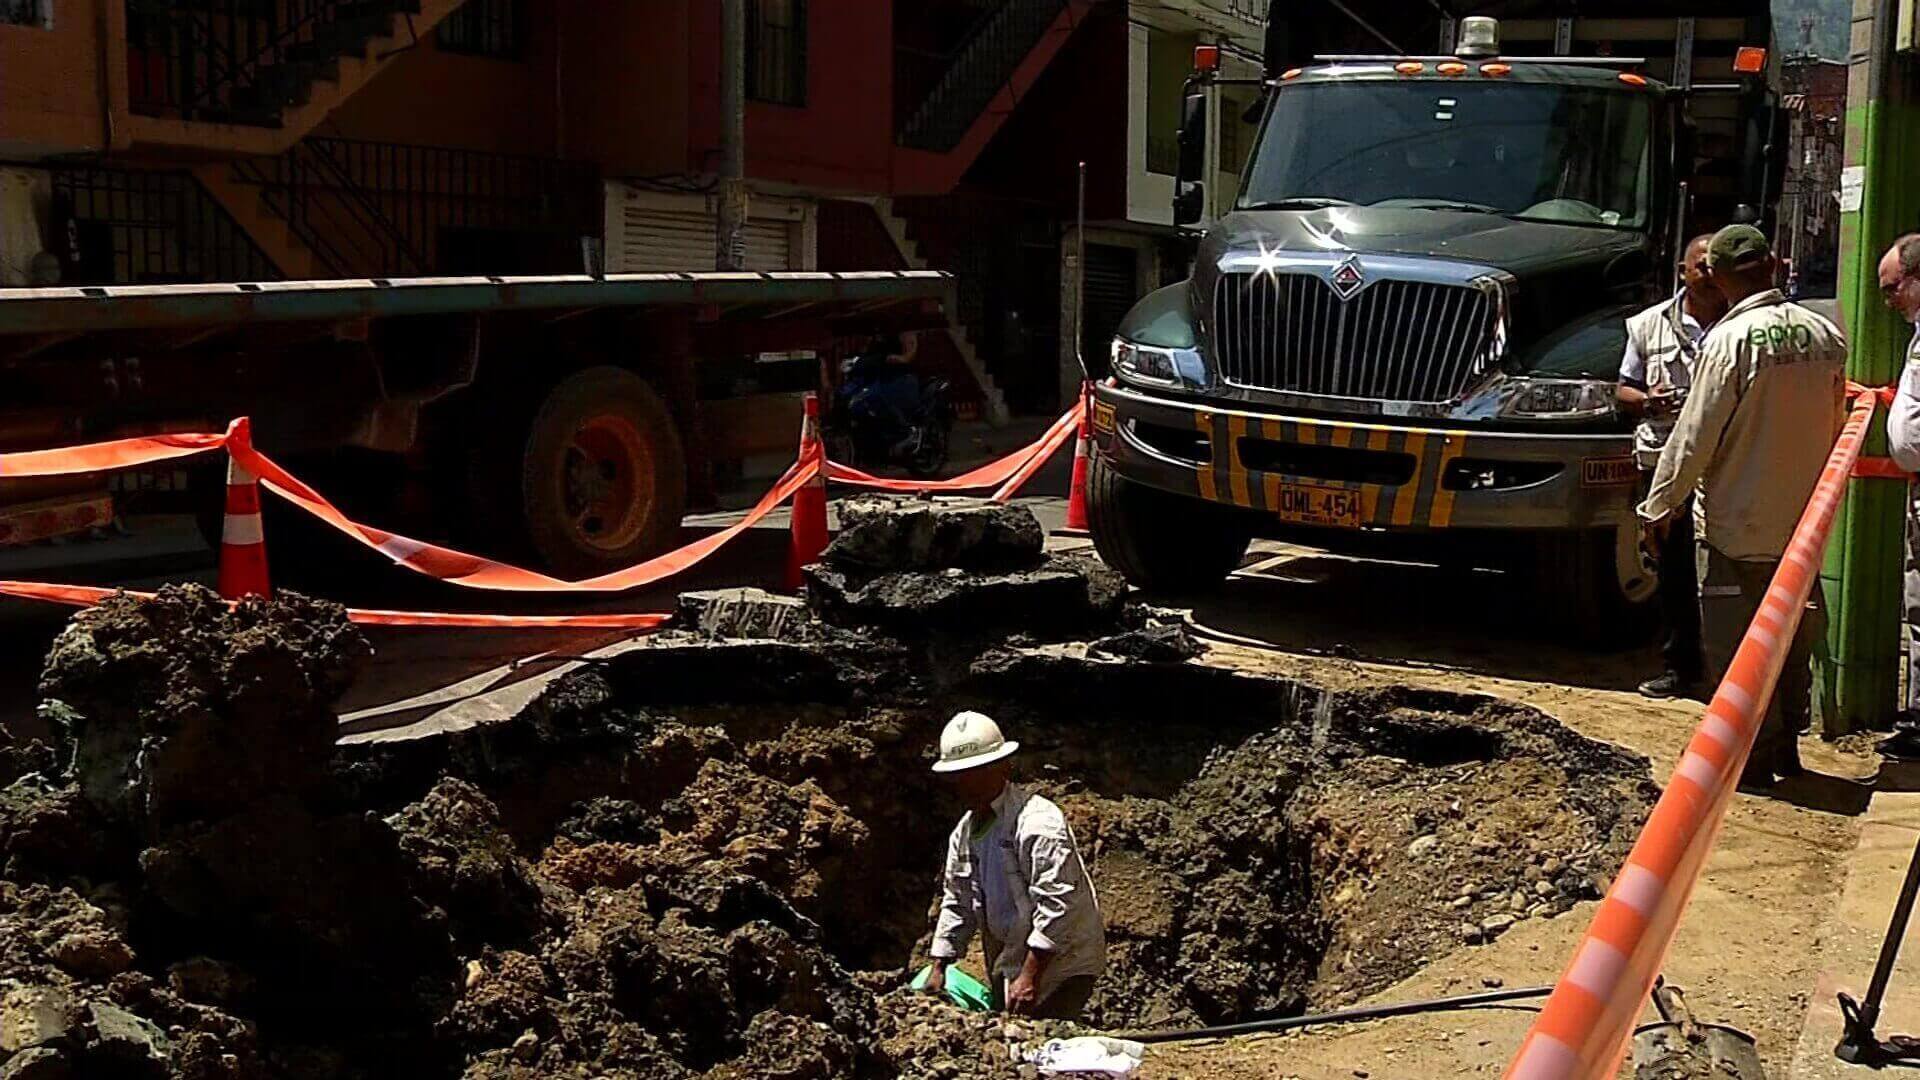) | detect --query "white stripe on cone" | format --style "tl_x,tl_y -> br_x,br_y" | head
221,514 -> 265,546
